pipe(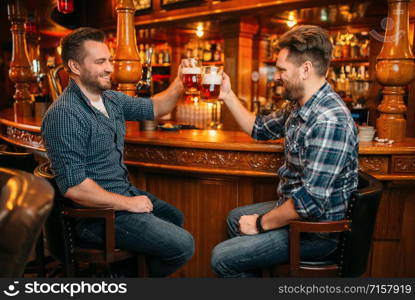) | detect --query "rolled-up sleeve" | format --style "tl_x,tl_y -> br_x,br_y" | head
292,120 -> 352,219
41,108 -> 89,195
251,106 -> 291,141
107,91 -> 154,121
